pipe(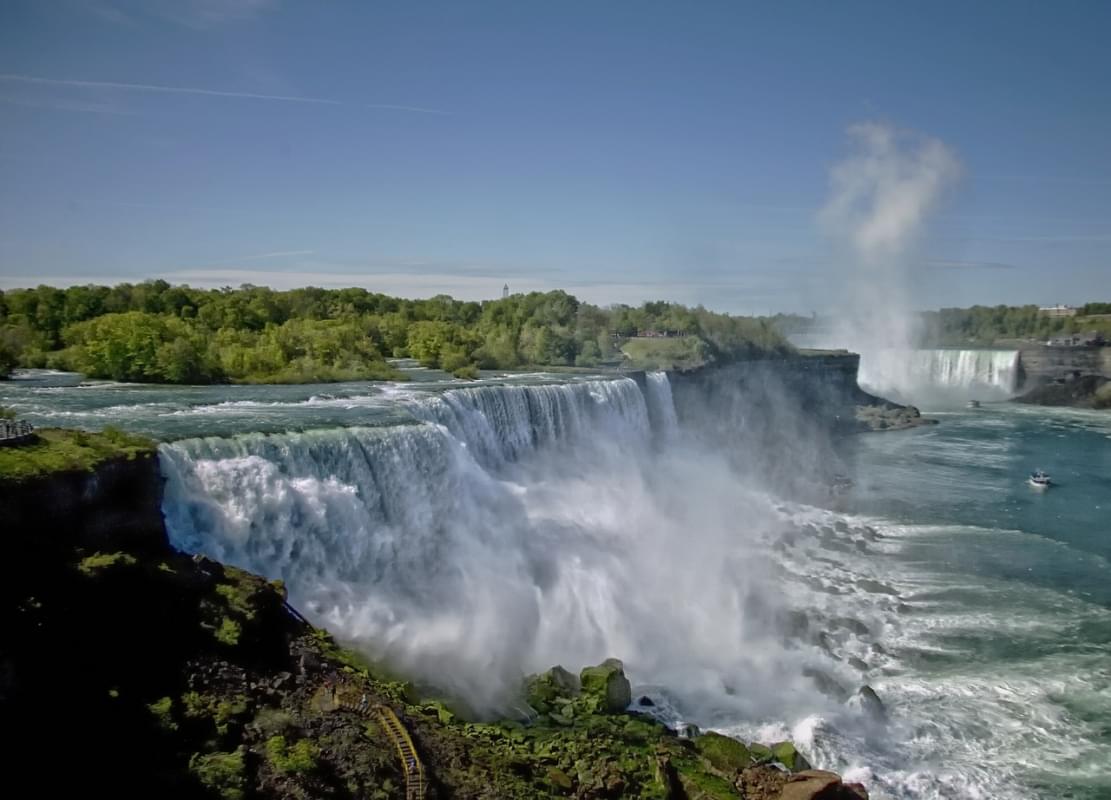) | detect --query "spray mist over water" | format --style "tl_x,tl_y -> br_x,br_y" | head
818,122 -> 961,403
160,377 -> 843,719
154,373 -> 1111,799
